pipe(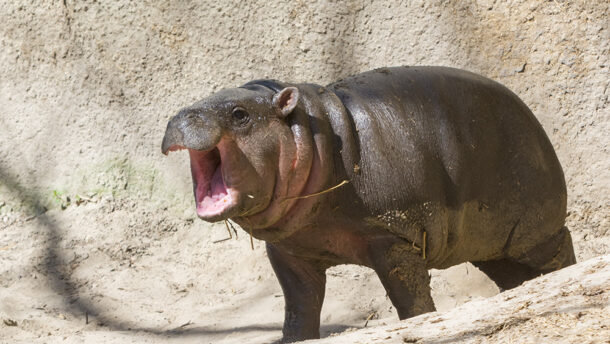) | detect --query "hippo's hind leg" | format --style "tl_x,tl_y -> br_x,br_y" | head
473,259 -> 540,290
474,226 -> 576,291
528,226 -> 576,272
368,237 -> 435,319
